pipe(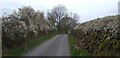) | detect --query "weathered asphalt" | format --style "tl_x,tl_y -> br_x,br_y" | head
22,34 -> 70,56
